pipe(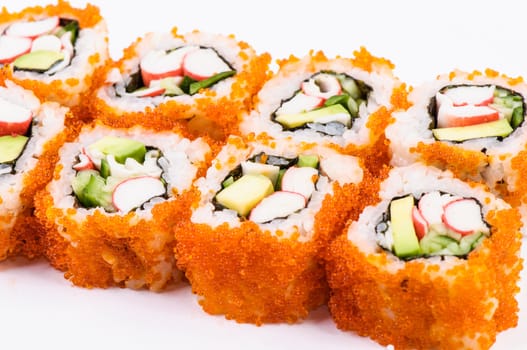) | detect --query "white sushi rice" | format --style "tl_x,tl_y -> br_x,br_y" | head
347,163 -> 510,275
191,136 -> 363,242
239,54 -> 398,147
97,31 -> 257,115
386,70 -> 527,186
1,16 -> 108,107
0,80 -> 67,256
